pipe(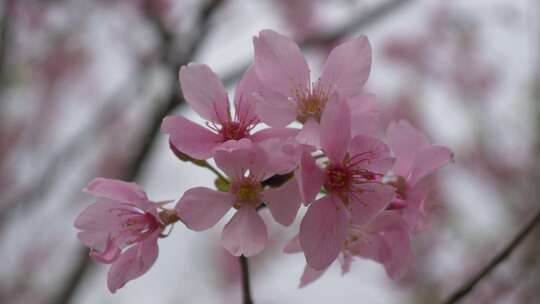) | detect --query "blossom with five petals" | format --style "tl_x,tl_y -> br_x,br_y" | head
176,139 -> 302,257
74,178 -> 164,293
386,120 -> 453,232
253,29 -> 378,146
162,63 -> 296,160
296,96 -> 396,270
285,211 -> 411,287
